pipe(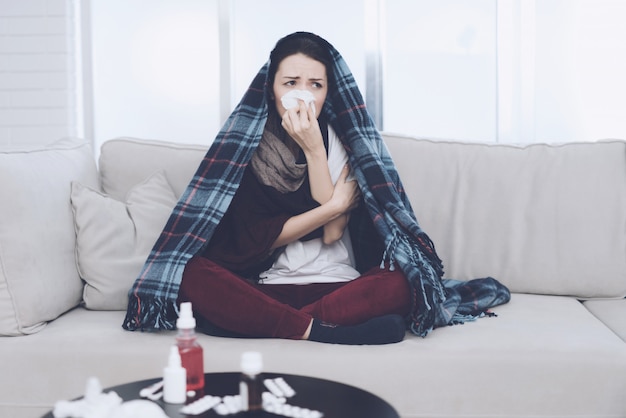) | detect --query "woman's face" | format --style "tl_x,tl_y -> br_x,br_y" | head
272,53 -> 328,118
